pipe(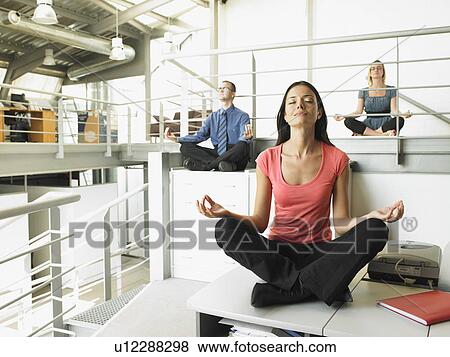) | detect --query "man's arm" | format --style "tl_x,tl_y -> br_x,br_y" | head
177,115 -> 212,143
